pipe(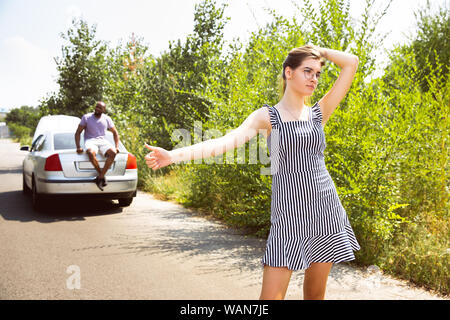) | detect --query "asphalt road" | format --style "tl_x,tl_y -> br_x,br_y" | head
0,139 -> 445,300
